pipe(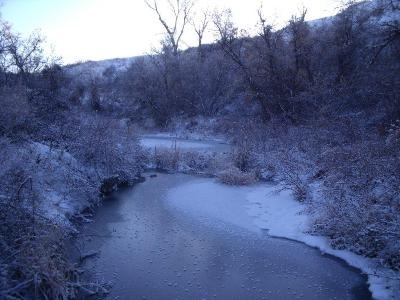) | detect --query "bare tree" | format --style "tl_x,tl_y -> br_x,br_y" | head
257,8 -> 278,77
287,8 -> 314,87
212,9 -> 244,67
213,9 -> 295,122
0,21 -> 7,65
2,27 -> 47,85
191,9 -> 209,58
145,0 -> 195,56
6,31 -> 45,73
332,0 -> 369,83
